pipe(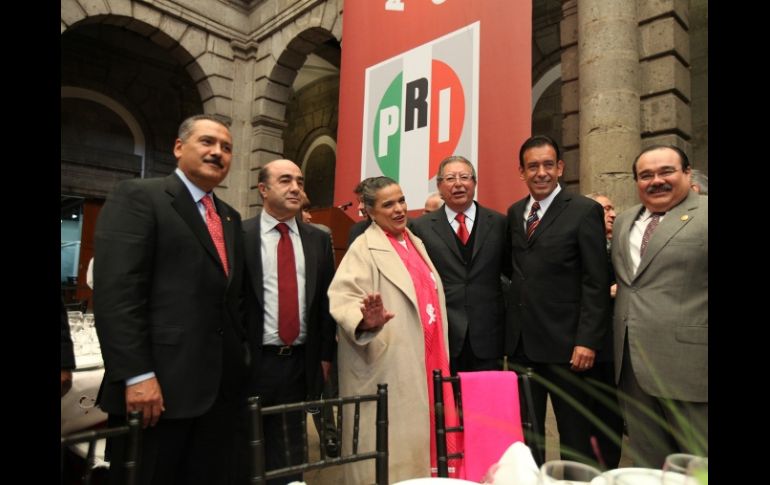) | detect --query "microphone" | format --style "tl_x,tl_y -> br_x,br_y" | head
337,201 -> 353,210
